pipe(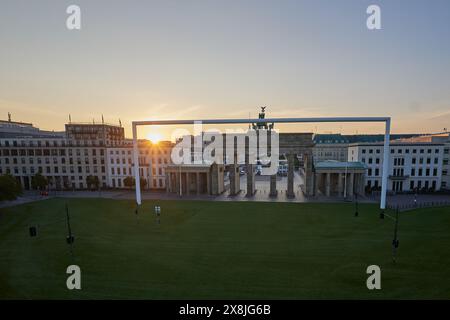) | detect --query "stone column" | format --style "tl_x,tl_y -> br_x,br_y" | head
186,172 -> 190,196
206,172 -> 211,195
287,153 -> 295,198
270,174 -> 277,197
325,172 -> 331,197
229,164 -> 240,195
229,165 -> 235,194
355,173 -> 360,195
165,174 -> 170,194
175,170 -> 181,196
337,173 -> 343,197
348,172 -> 354,198
314,172 -> 320,195
359,174 -> 365,195
196,172 -> 200,195
304,153 -> 314,196
210,163 -> 220,195
246,164 -> 255,196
